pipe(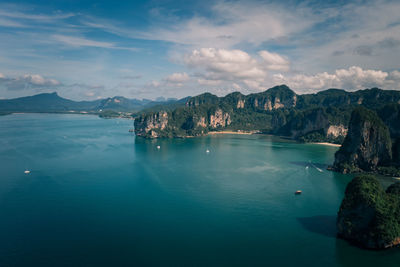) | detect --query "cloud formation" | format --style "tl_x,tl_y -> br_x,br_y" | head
183,48 -> 291,90
165,72 -> 189,83
1,1 -> 400,100
0,73 -> 61,90
273,66 -> 400,92
184,48 -> 265,88
137,1 -> 317,48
